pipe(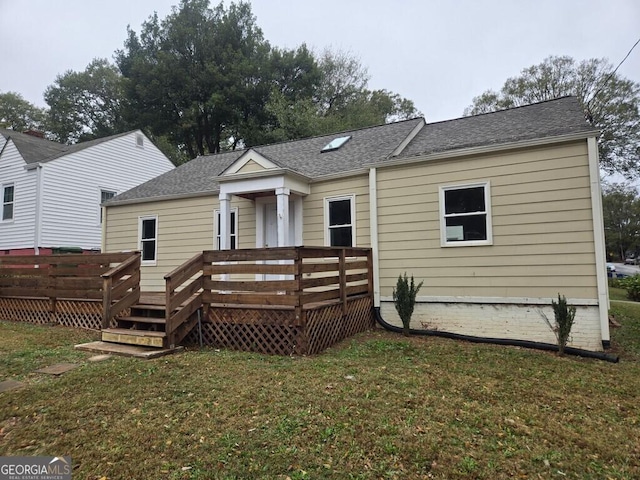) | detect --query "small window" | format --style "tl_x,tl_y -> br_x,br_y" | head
215,208 -> 238,250
325,195 -> 355,247
440,182 -> 492,246
139,216 -> 158,263
100,190 -> 116,223
2,184 -> 14,221
321,135 -> 351,153
136,133 -> 144,148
